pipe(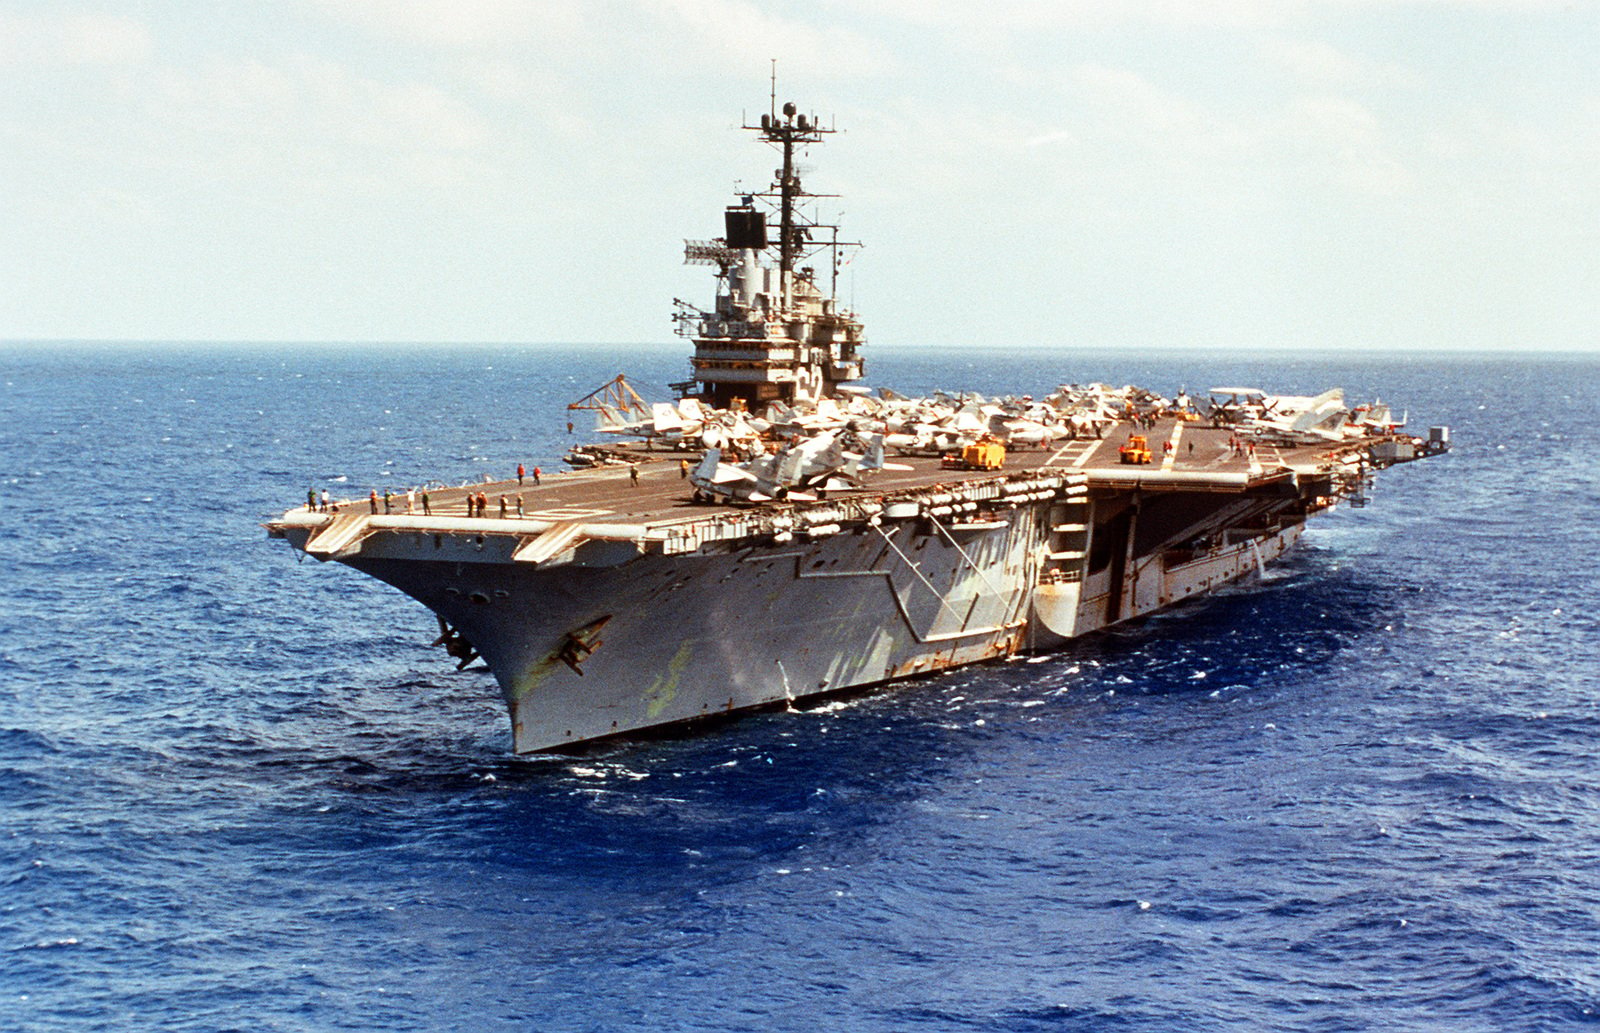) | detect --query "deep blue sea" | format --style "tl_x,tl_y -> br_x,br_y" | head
2,342 -> 1597,1032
